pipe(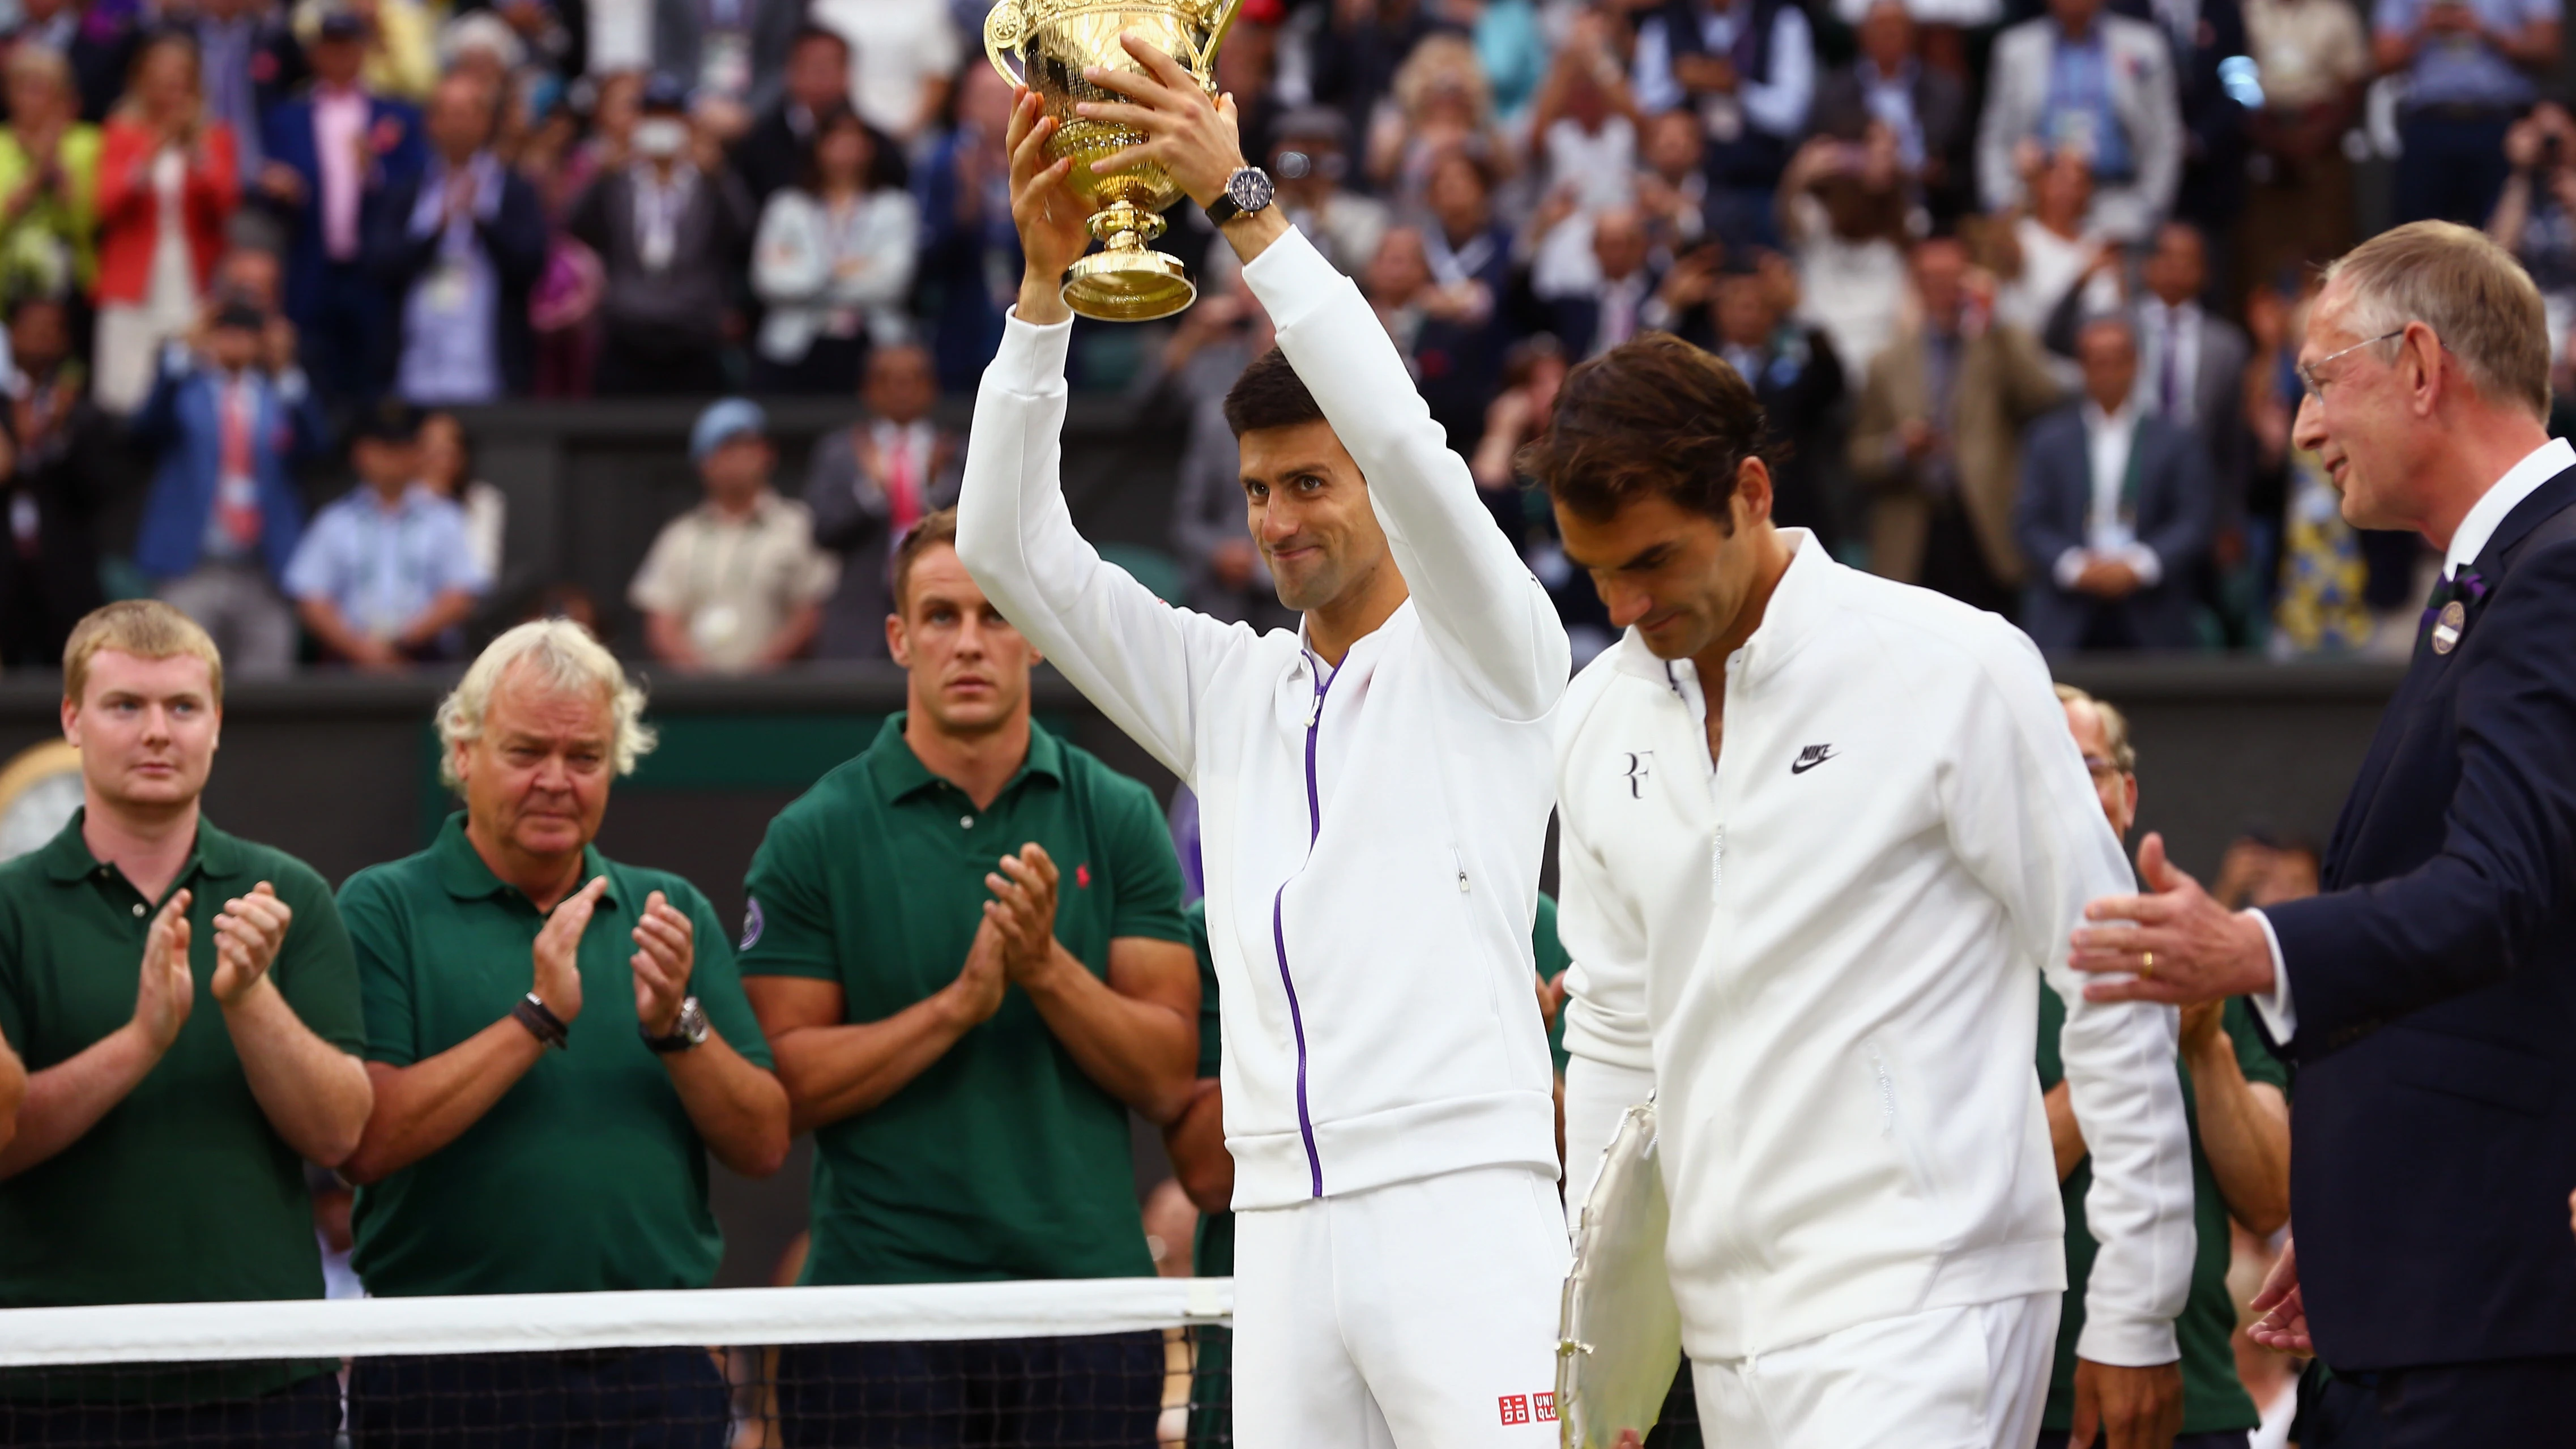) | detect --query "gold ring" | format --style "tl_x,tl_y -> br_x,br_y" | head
2140,951 -> 2155,979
